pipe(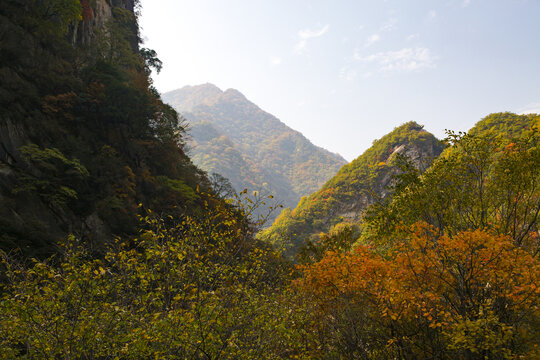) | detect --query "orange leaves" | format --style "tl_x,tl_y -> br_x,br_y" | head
42,92 -> 77,120
295,222 -> 540,356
